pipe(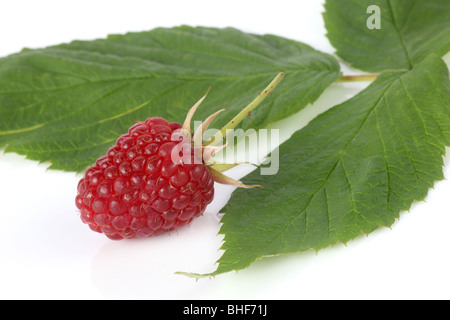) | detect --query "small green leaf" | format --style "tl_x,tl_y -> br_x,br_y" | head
324,0 -> 450,72
188,54 -> 450,278
0,26 -> 340,172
